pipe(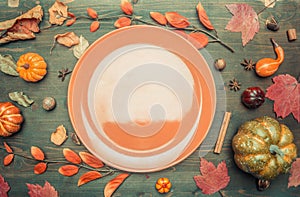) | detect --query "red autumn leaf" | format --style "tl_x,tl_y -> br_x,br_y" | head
266,74 -> 300,122
194,158 -> 230,195
114,17 -> 131,28
79,151 -> 104,168
165,12 -> 190,28
77,171 -> 102,187
90,21 -> 100,32
120,0 -> 133,15
3,154 -> 14,166
104,173 -> 130,197
58,165 -> 79,177
0,174 -> 10,197
225,3 -> 259,46
27,181 -> 58,197
196,2 -> 214,30
150,12 -> 167,25
3,142 -> 13,153
31,146 -> 45,161
173,30 -> 208,49
63,148 -> 82,164
288,158 -> 300,188
34,162 -> 47,174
